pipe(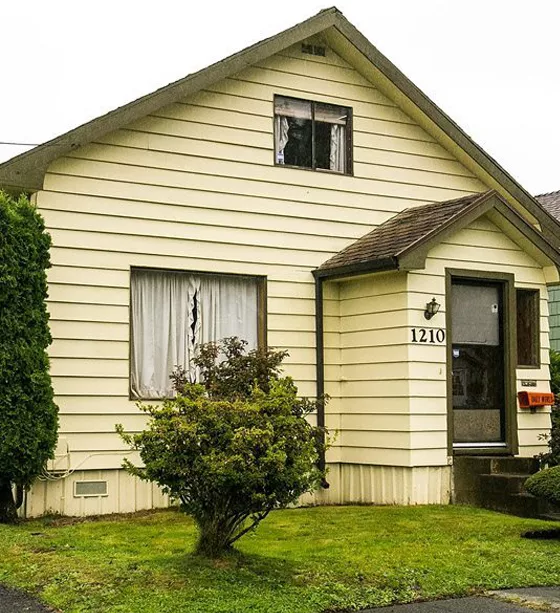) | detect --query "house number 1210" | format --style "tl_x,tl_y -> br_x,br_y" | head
411,328 -> 446,343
